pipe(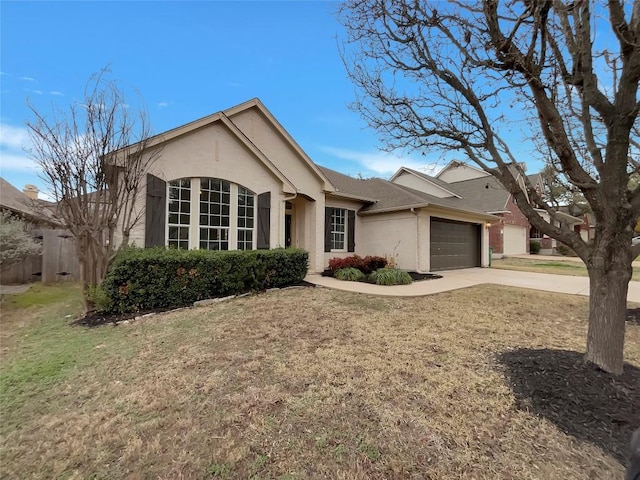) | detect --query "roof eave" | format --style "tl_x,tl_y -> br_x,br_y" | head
359,203 -> 431,215
361,203 -> 499,220
224,98 -> 337,193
